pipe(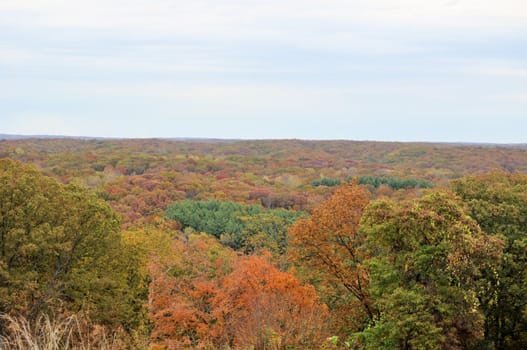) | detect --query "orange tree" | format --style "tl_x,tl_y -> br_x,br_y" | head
289,183 -> 374,334
148,233 -> 328,349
